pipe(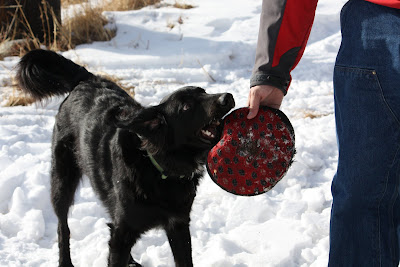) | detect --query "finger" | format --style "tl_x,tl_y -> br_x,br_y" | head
247,94 -> 260,119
